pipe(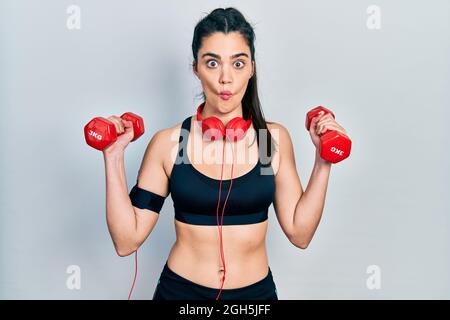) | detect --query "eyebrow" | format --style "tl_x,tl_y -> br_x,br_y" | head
201,52 -> 249,60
